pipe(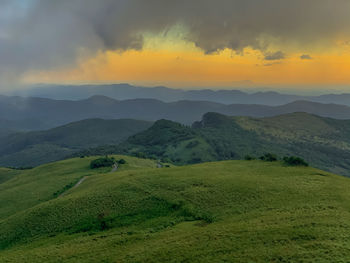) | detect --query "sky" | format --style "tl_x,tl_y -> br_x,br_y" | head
1,0 -> 350,93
